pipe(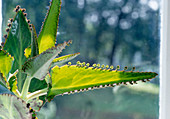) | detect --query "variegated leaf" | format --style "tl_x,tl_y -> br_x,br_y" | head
47,64 -> 158,101
38,0 -> 61,54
